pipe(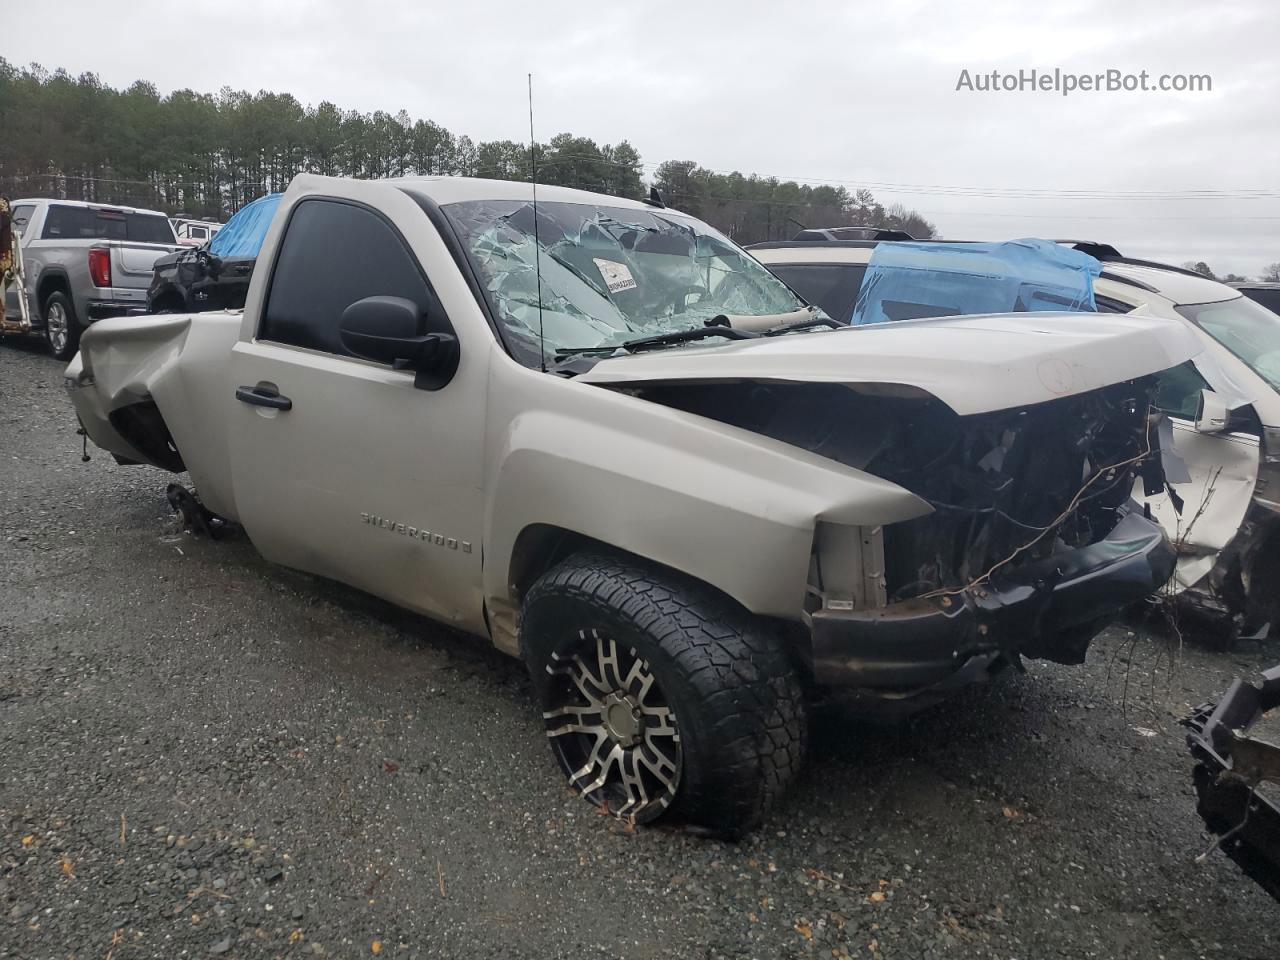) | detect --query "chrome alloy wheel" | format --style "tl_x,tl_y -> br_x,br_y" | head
45,300 -> 69,354
543,629 -> 681,822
